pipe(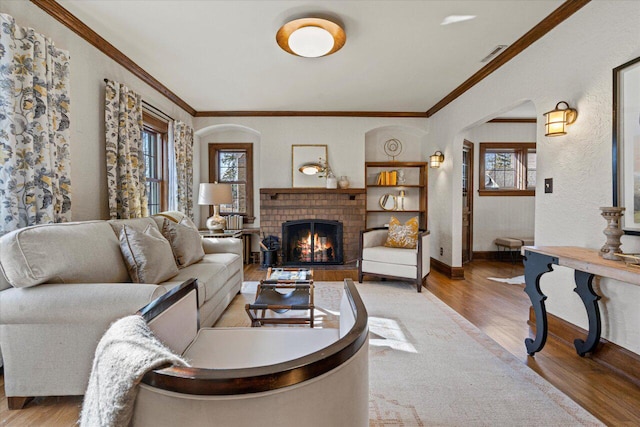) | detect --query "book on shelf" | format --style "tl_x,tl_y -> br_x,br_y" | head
375,170 -> 397,186
225,214 -> 243,230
